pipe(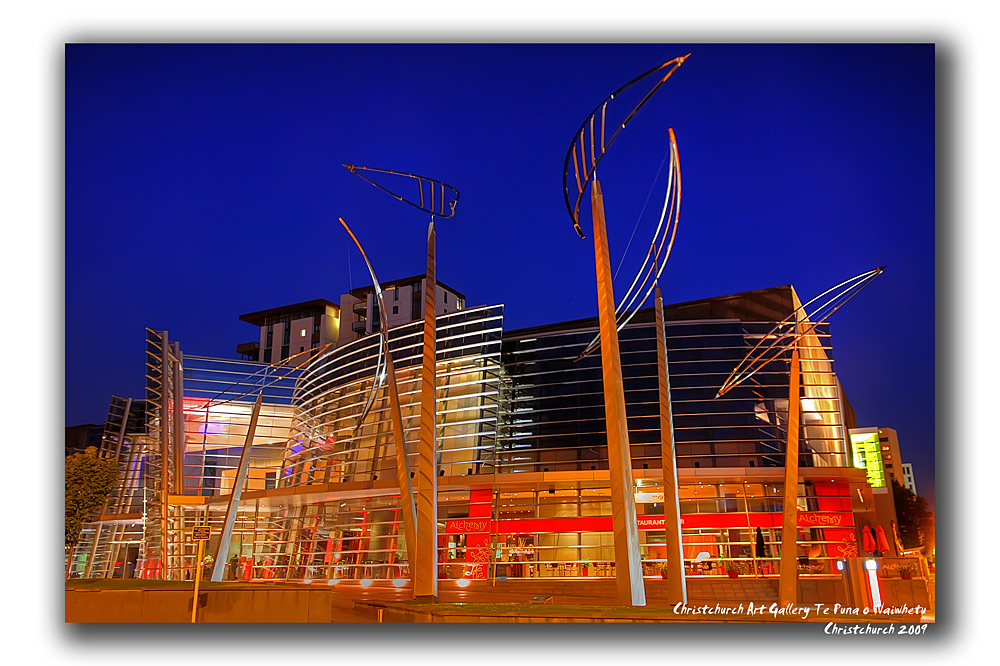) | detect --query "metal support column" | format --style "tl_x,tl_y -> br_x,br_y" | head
778,331 -> 802,606
415,219 -> 439,601
211,392 -> 263,581
109,525 -> 124,578
83,524 -> 102,578
117,452 -> 140,514
101,396 -> 133,518
591,179 -> 646,607
654,284 -> 687,605
172,343 -> 185,495
159,331 -> 171,579
112,398 -> 133,462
